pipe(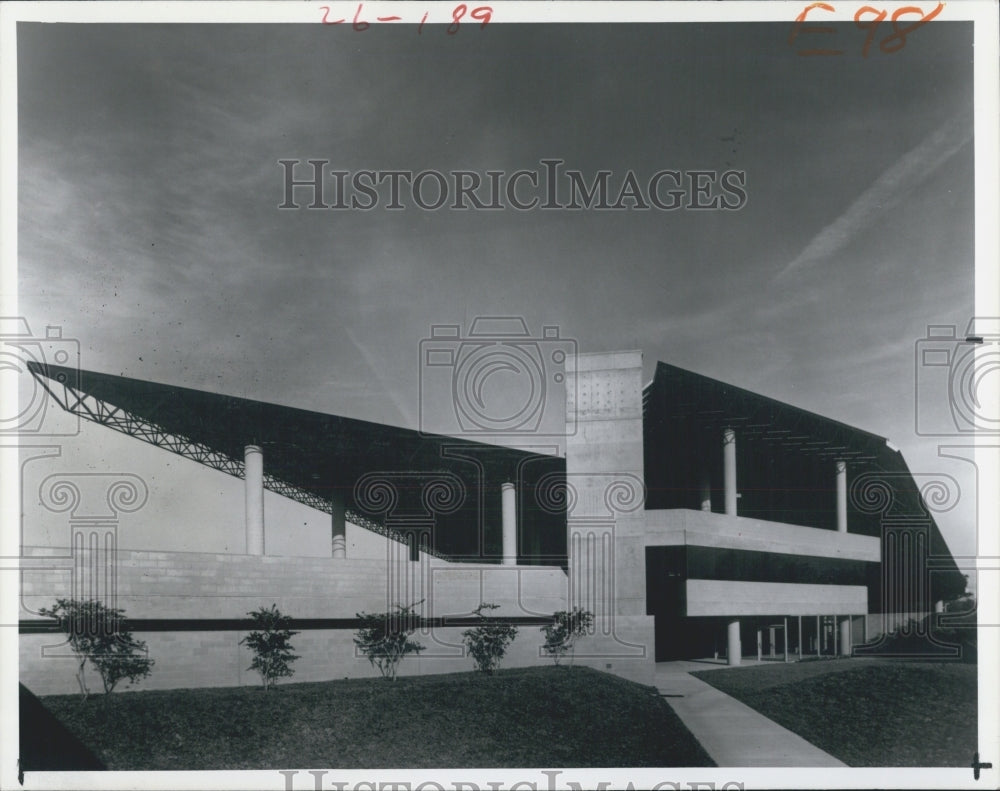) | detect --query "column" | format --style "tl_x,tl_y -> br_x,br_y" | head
723,428 -> 738,516
727,620 -> 741,666
833,615 -> 839,656
501,482 -> 517,566
245,445 -> 265,555
331,488 -> 346,558
783,617 -> 789,663
756,628 -> 762,661
840,616 -> 852,657
816,615 -> 821,655
797,615 -> 802,658
836,460 -> 848,533
700,476 -> 712,512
